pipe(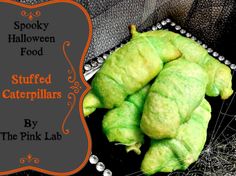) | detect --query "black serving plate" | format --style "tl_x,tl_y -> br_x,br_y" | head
83,18 -> 236,176
14,19 -> 236,176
